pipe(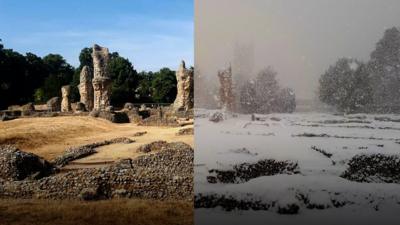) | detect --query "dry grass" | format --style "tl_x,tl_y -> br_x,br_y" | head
0,199 -> 193,225
0,116 -> 193,161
